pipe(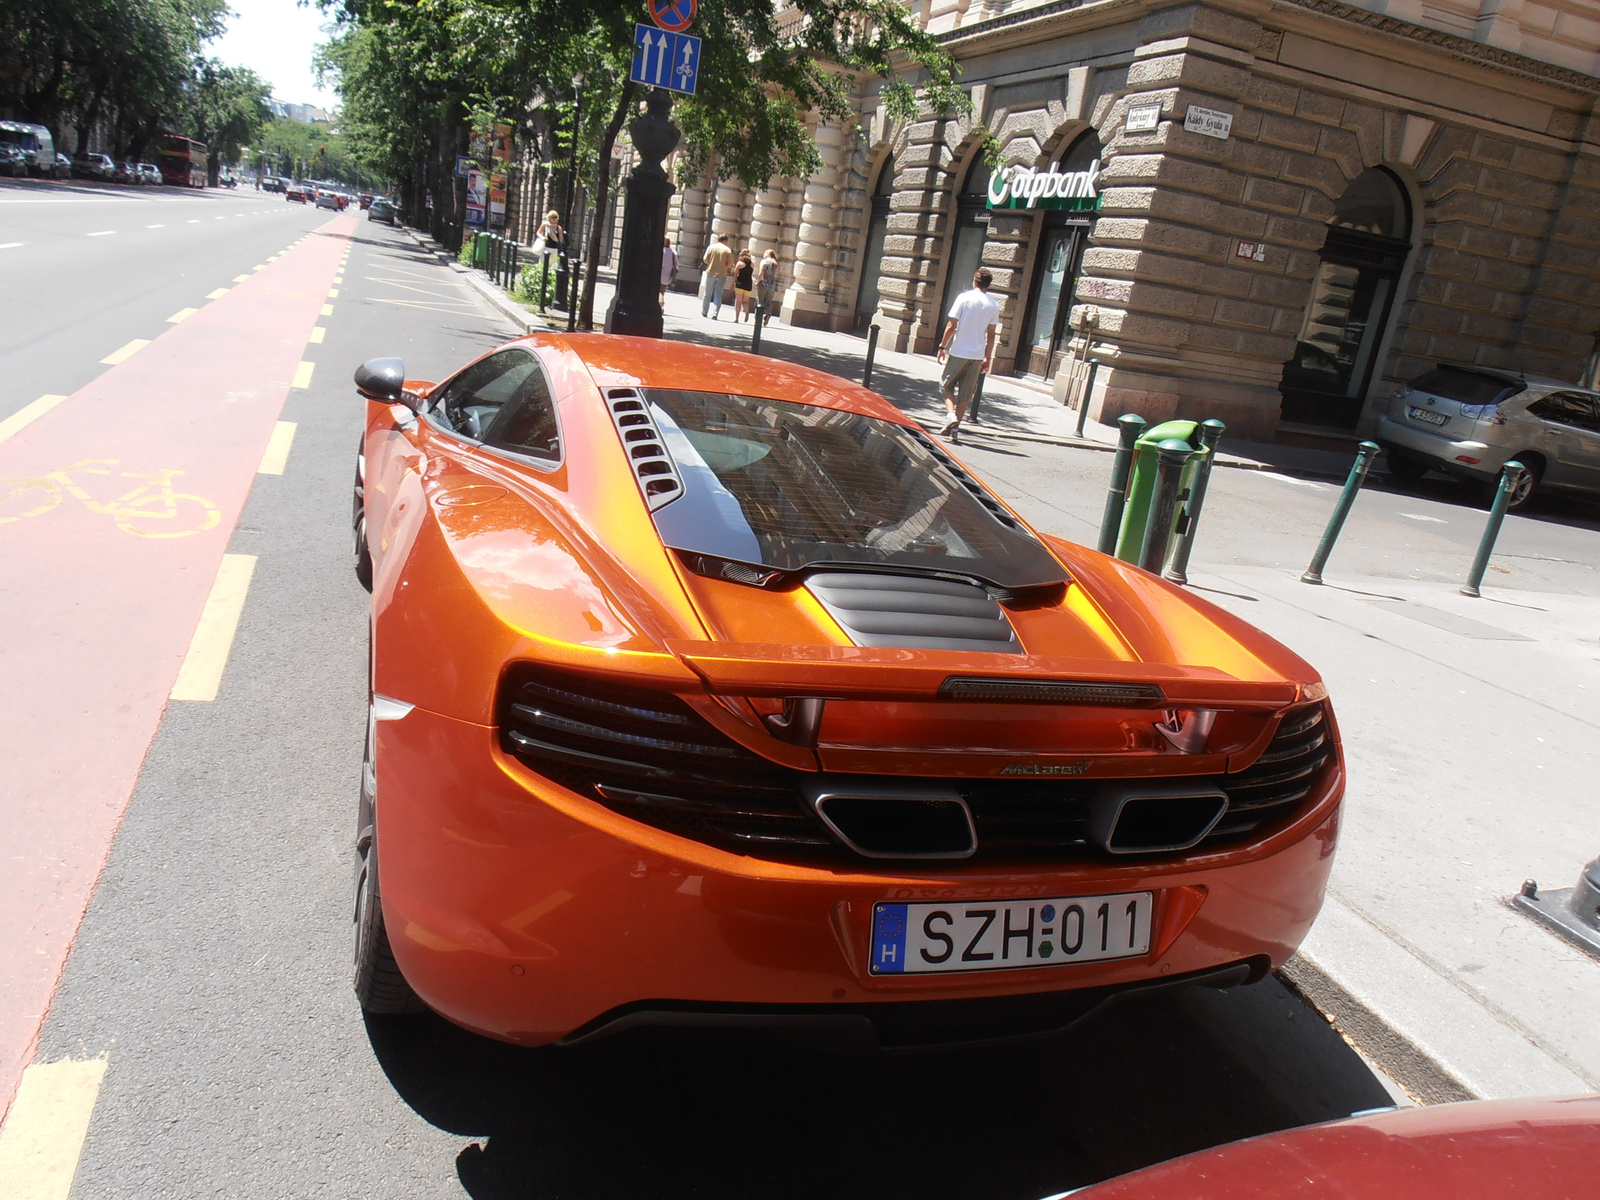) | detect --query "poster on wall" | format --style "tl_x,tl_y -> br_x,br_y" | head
489,172 -> 507,229
465,167 -> 487,227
